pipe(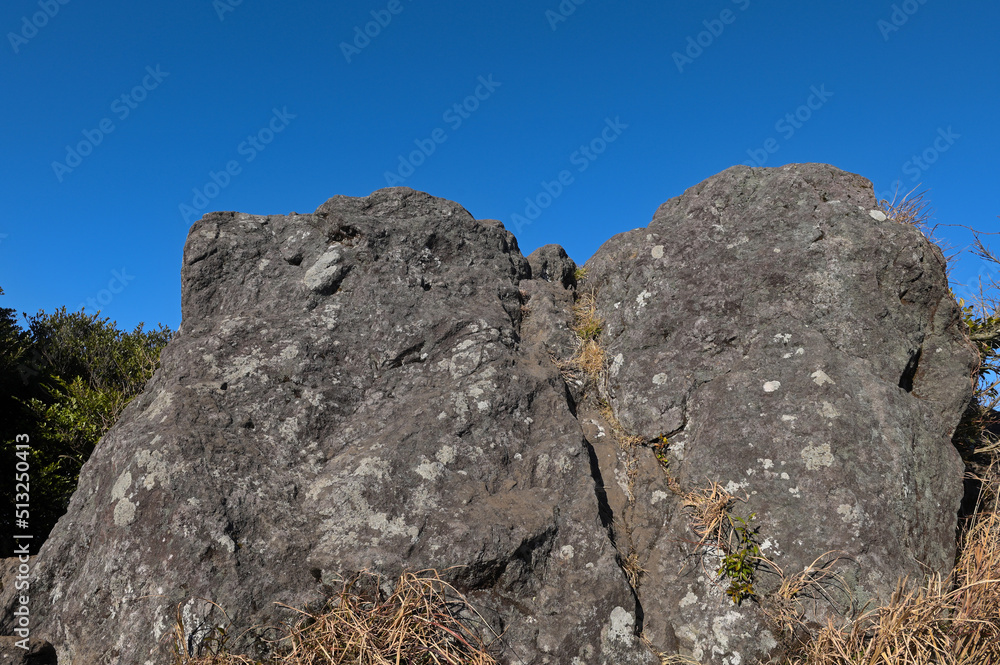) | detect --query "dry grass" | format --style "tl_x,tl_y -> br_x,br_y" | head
574,340 -> 605,380
878,186 -> 933,229
597,399 -> 643,451
570,289 -> 606,381
620,550 -> 645,589
782,468 -> 1000,665
681,481 -> 740,552
172,570 -> 501,665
